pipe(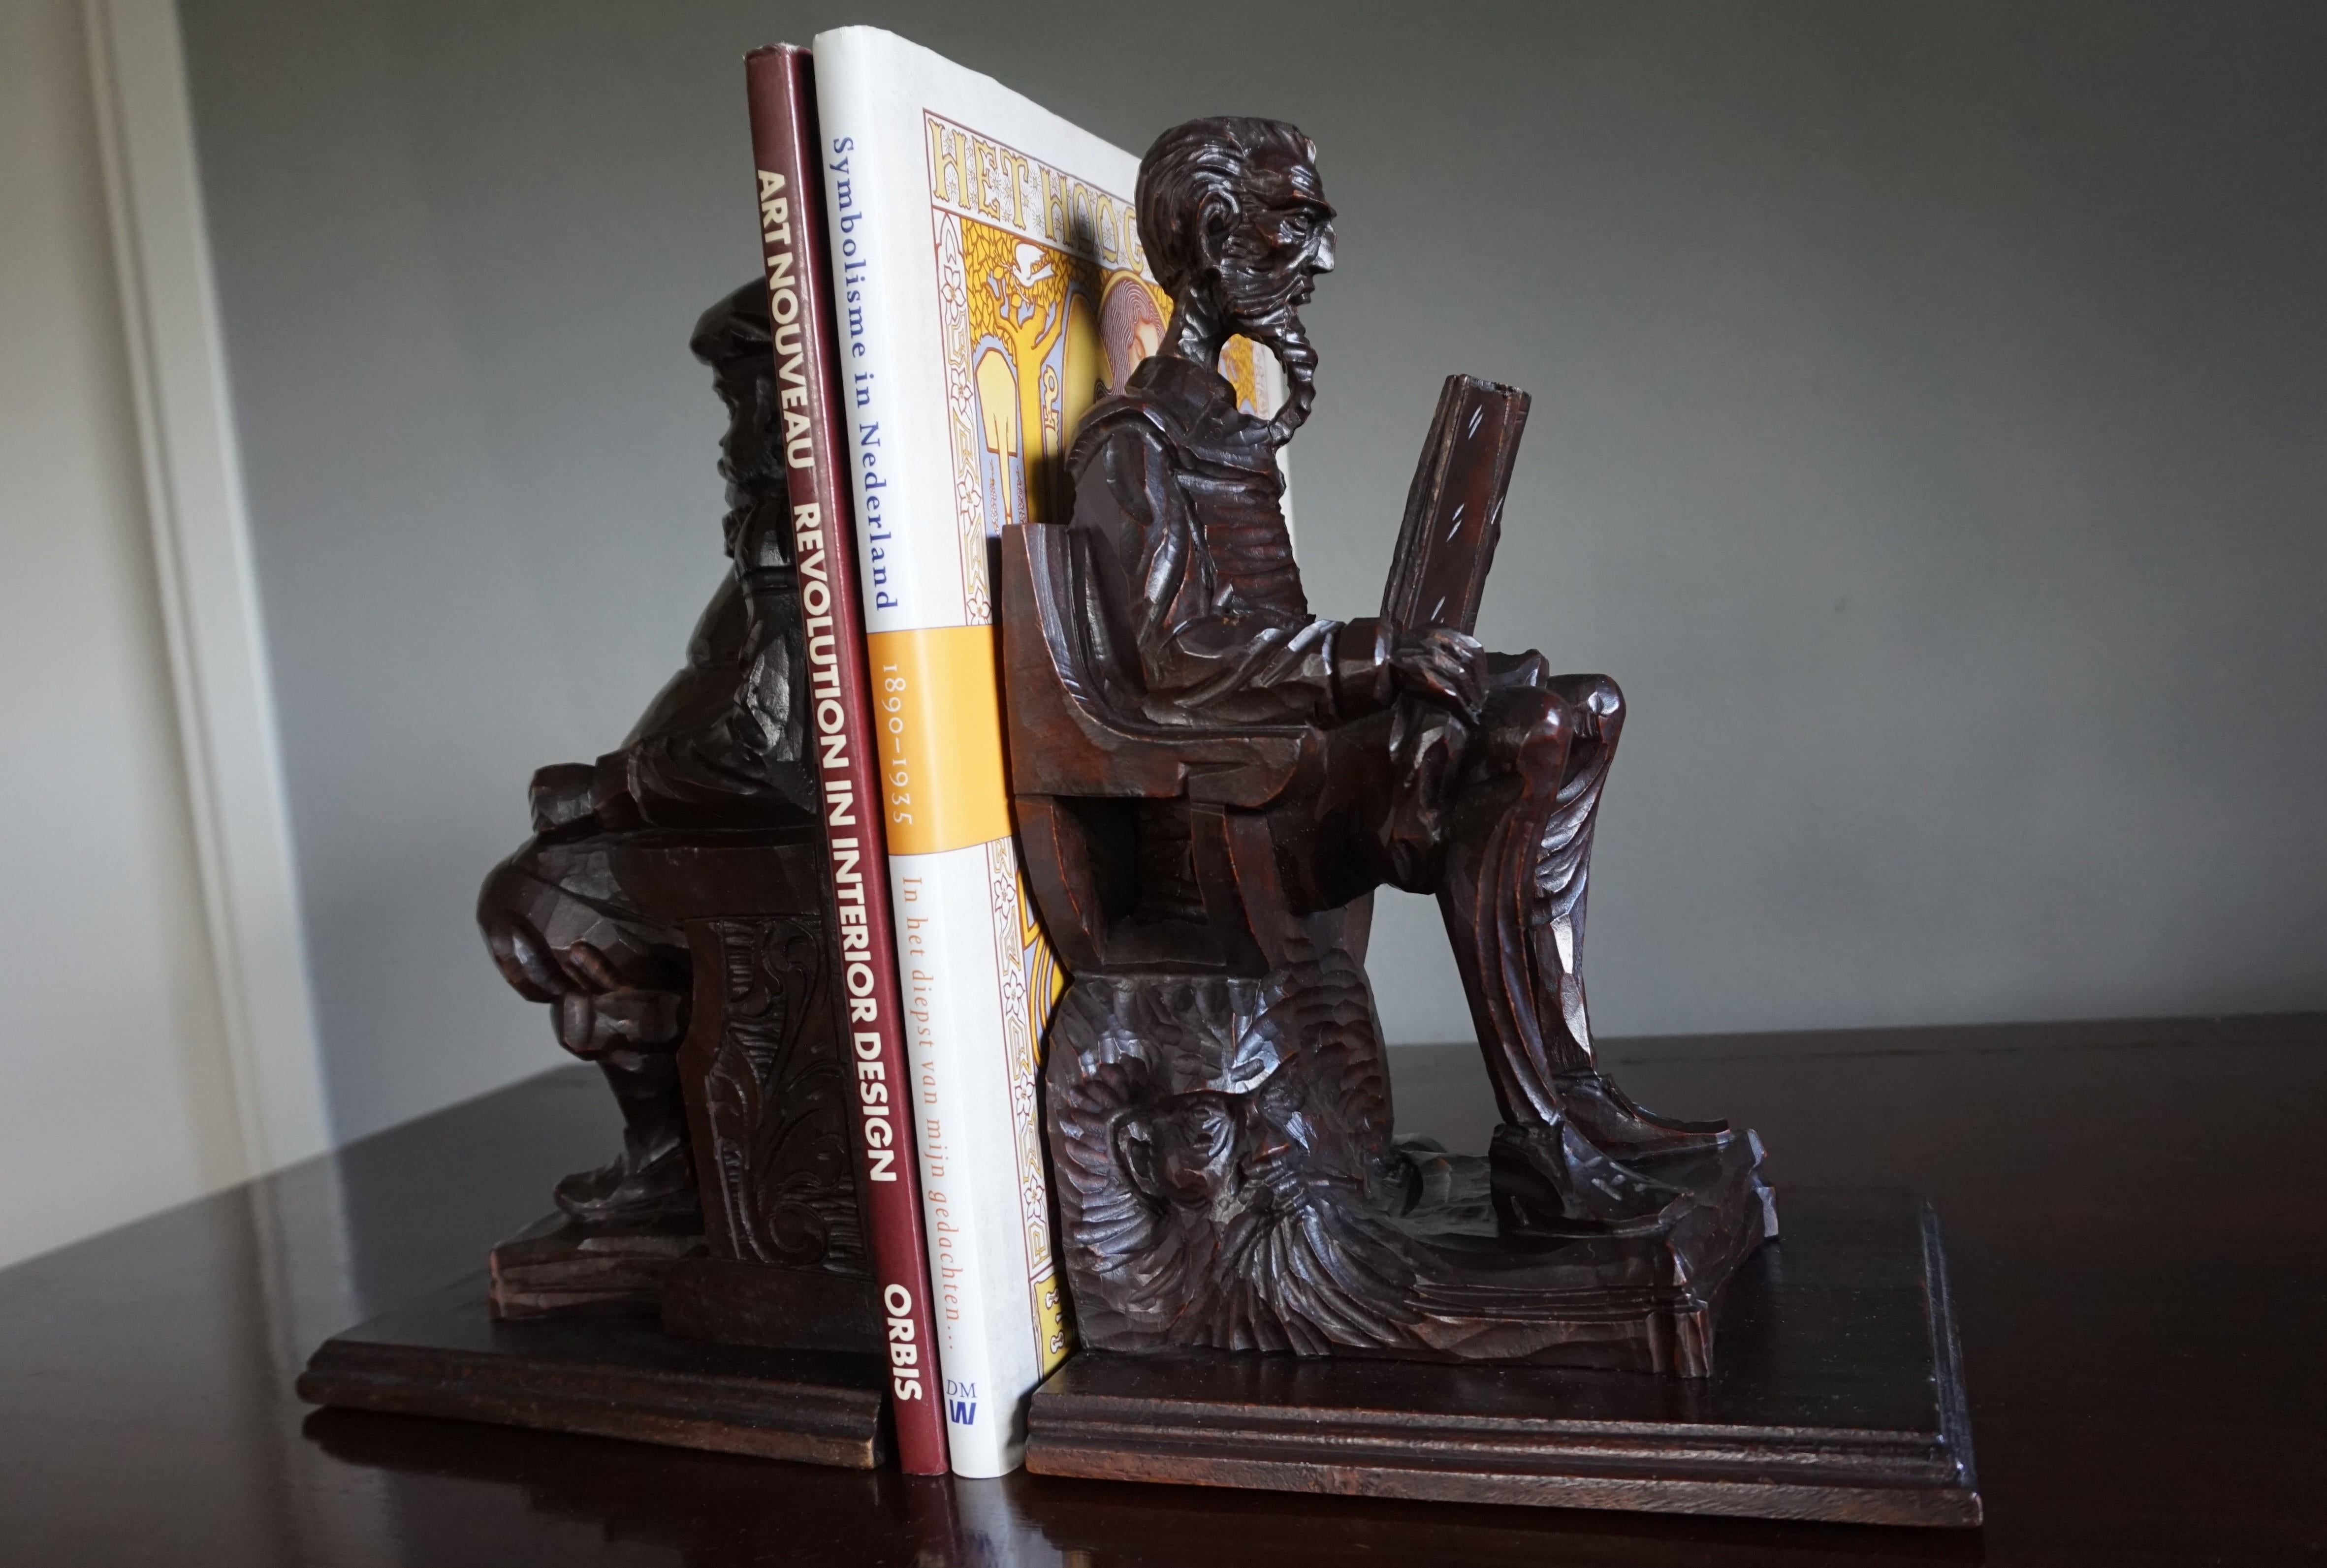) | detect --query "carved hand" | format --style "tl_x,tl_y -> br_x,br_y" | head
1387,627 -> 1490,721
553,942 -> 686,1056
